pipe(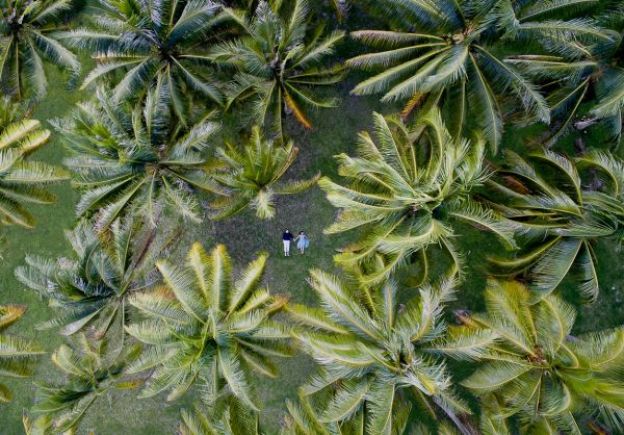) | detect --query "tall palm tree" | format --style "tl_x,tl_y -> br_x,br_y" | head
319,109 -> 518,285
459,279 -> 624,433
210,0 -> 345,136
0,0 -> 80,99
210,126 -> 319,220
31,335 -> 142,433
58,0 -> 231,124
56,89 -> 222,231
0,99 -> 68,228
15,219 -> 166,351
488,149 -> 624,302
508,5 -> 624,145
0,304 -> 43,403
126,243 -> 290,406
348,0 -> 611,151
288,271 -> 496,433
